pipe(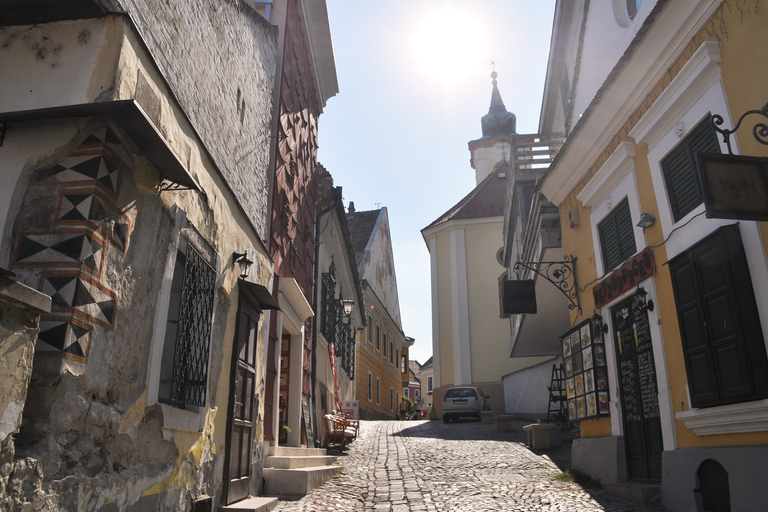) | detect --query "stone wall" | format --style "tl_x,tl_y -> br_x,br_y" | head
116,0 -> 278,241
